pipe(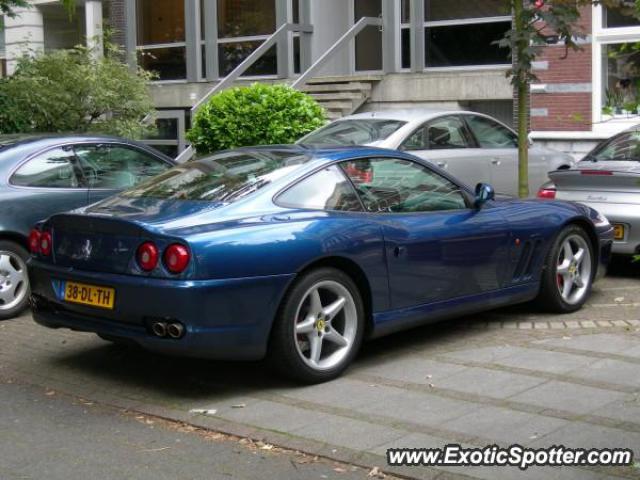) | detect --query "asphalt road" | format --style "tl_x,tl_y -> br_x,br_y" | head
0,382 -> 381,480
